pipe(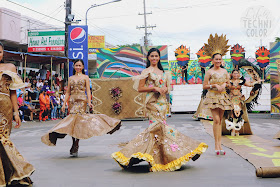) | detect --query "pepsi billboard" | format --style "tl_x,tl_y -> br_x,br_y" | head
68,25 -> 88,75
